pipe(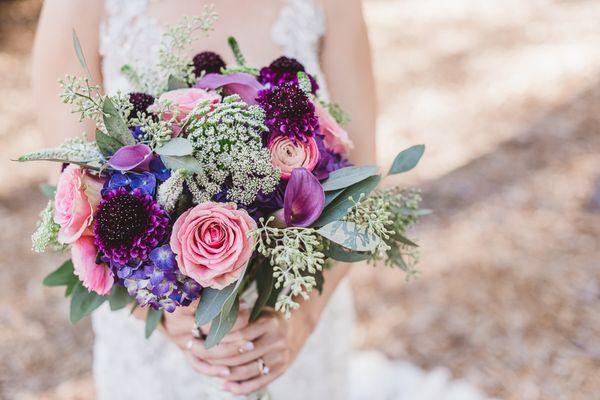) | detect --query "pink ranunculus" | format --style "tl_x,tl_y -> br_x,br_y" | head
71,235 -> 114,295
54,165 -> 104,244
269,135 -> 319,180
170,202 -> 257,289
151,88 -> 221,123
314,102 -> 354,156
